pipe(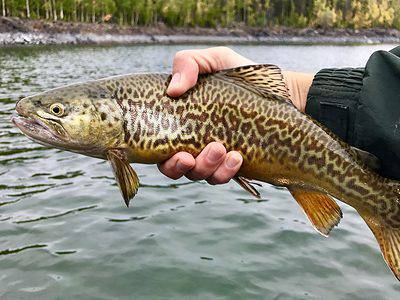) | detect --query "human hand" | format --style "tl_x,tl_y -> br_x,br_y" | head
158,47 -> 249,184
166,47 -> 254,97
165,46 -> 313,112
158,47 -> 314,184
